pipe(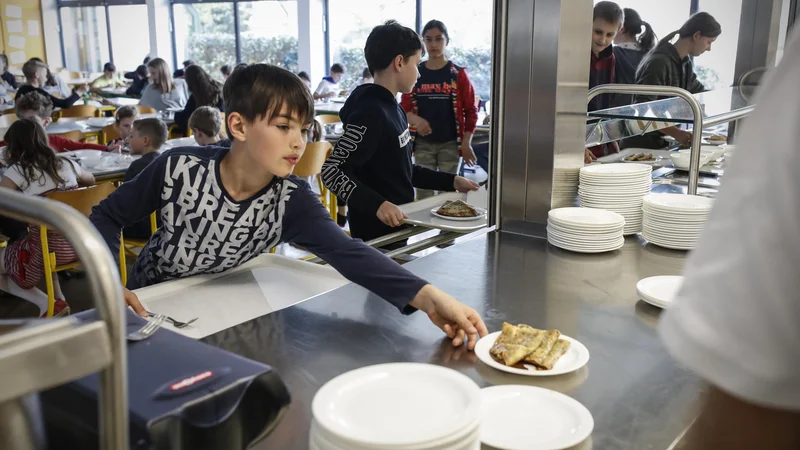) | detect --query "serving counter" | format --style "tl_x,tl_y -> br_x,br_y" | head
202,231 -> 701,450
